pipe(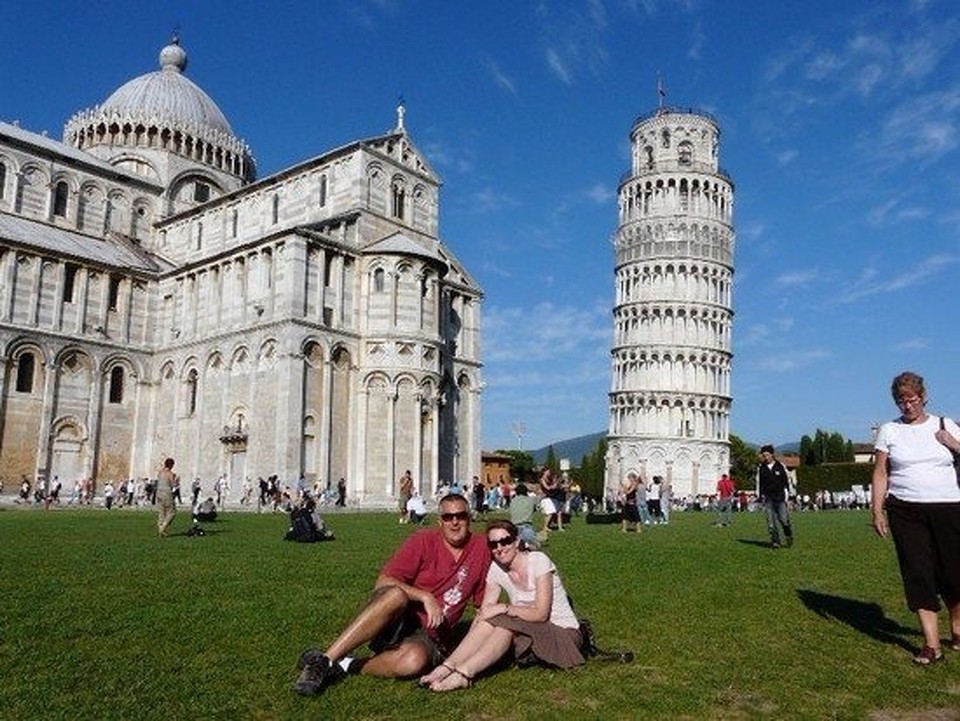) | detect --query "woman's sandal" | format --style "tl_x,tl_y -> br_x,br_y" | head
913,645 -> 944,666
429,667 -> 473,692
417,663 -> 454,688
